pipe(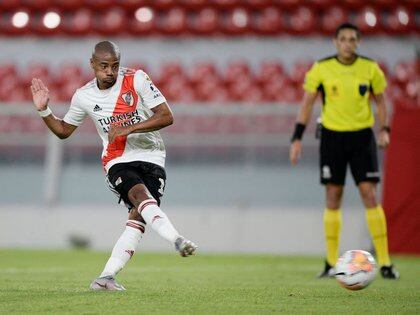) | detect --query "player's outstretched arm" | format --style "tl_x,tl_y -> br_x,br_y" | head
30,78 -> 77,139
373,93 -> 390,149
108,102 -> 173,143
289,91 -> 318,165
